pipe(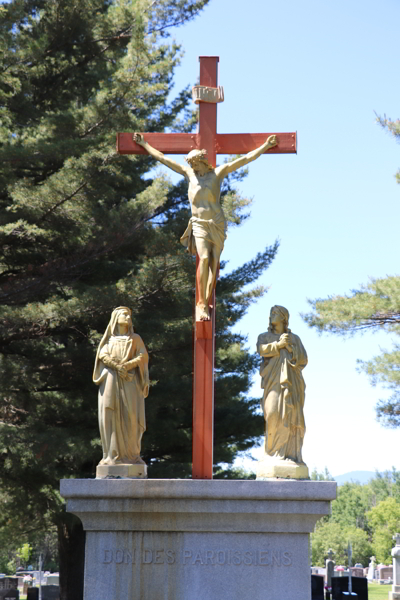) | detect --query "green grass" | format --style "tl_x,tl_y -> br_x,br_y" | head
368,582 -> 392,599
18,583 -> 390,600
